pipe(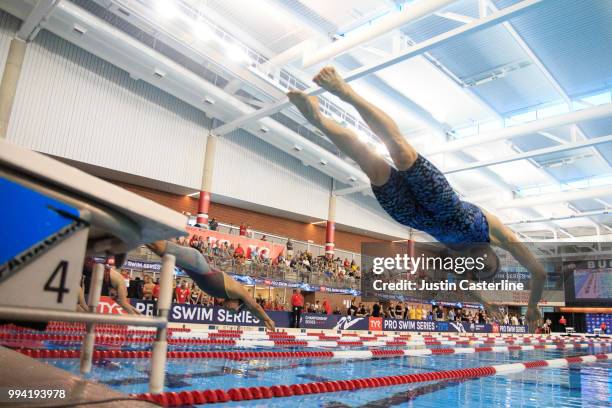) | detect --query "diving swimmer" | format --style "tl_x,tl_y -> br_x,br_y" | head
287,66 -> 546,331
